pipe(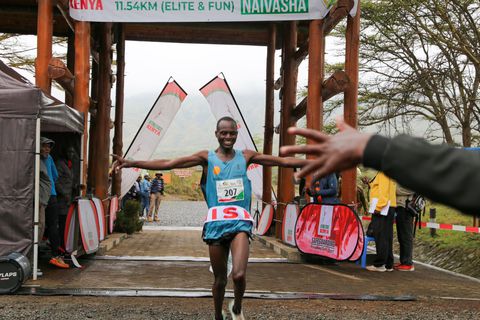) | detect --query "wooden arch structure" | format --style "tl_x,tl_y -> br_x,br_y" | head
0,0 -> 360,238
